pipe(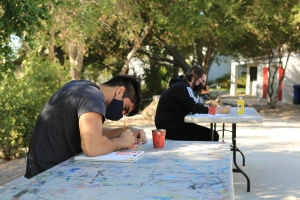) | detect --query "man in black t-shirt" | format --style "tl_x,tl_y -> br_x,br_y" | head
25,75 -> 147,179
